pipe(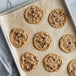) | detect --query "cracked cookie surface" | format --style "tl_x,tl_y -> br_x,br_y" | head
33,31 -> 51,51
48,9 -> 67,28
43,53 -> 62,72
67,59 -> 76,76
9,28 -> 28,48
59,34 -> 76,53
24,5 -> 43,24
20,52 -> 39,72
